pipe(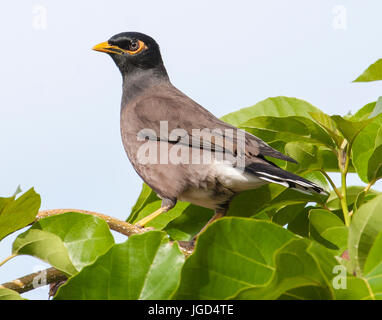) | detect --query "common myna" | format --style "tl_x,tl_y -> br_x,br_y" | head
93,32 -> 326,239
